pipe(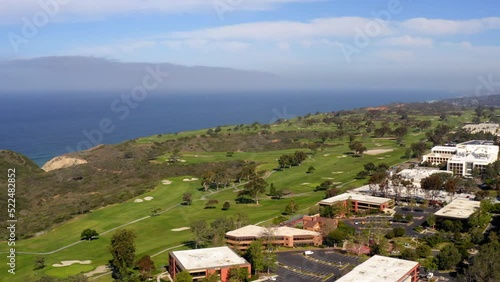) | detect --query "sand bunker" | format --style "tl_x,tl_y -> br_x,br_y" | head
183,178 -> 199,182
85,265 -> 110,277
53,260 -> 91,267
134,199 -> 144,203
332,171 -> 344,174
171,227 -> 190,232
377,157 -> 385,160
365,149 -> 394,155
323,154 -> 330,157
322,177 -> 335,180
300,183 -> 310,185
144,196 -> 154,201
180,160 -> 187,163
162,180 -> 172,185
